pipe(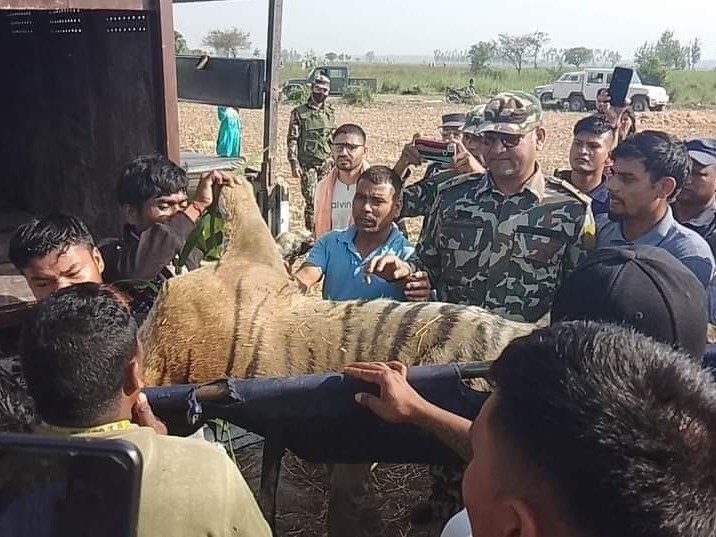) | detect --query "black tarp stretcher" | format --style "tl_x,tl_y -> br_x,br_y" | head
146,362 -> 491,529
